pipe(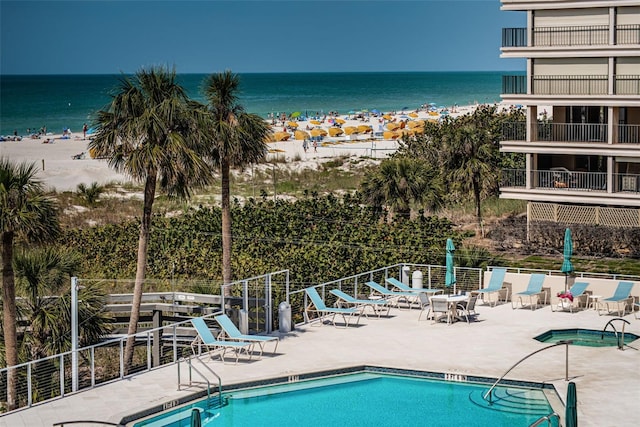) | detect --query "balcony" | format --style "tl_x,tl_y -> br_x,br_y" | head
502,169 -> 607,191
618,124 -> 640,144
502,75 -> 527,95
532,75 -> 607,95
501,122 -> 608,143
615,75 -> 640,95
501,25 -> 640,47
502,27 -> 527,47
502,169 -> 640,194
533,25 -> 608,47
